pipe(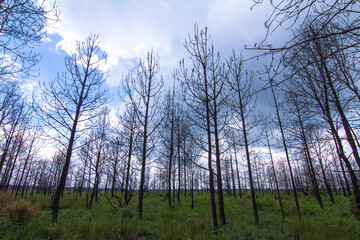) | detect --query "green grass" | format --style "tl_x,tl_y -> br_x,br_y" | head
0,191 -> 359,239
